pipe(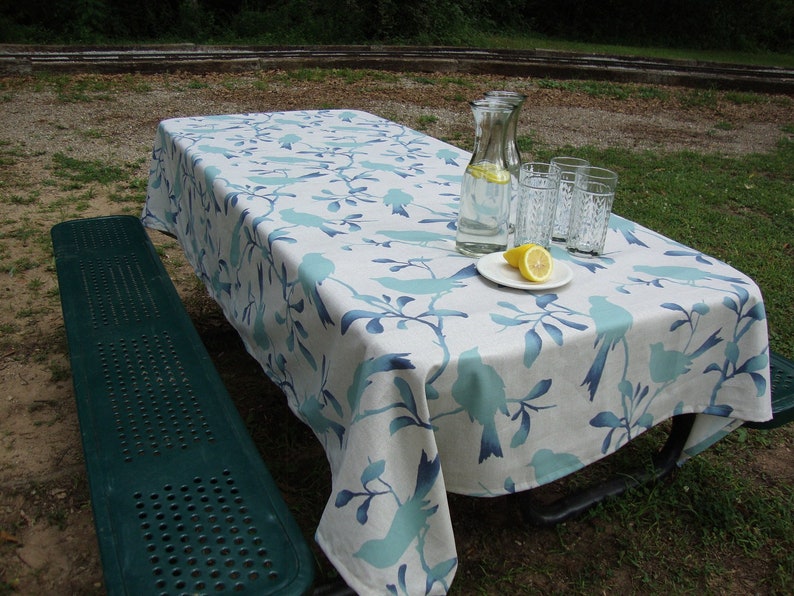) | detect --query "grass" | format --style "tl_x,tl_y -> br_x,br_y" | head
28,72 -> 154,103
608,440 -> 794,590
444,420 -> 793,593
536,79 -> 637,99
50,153 -> 133,186
474,33 -> 794,68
